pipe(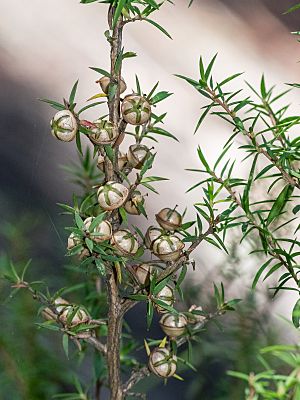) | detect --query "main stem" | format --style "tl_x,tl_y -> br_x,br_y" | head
106,8 -> 124,400
106,270 -> 123,400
